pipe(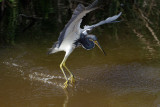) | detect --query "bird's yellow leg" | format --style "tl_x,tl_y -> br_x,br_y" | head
63,61 -> 75,84
60,63 -> 68,89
